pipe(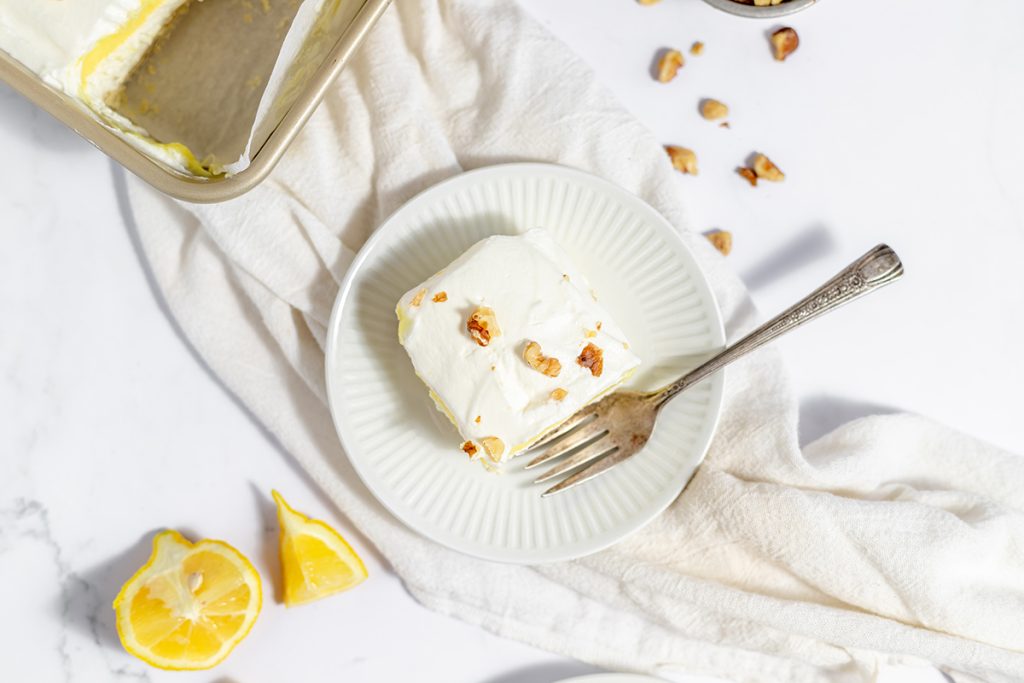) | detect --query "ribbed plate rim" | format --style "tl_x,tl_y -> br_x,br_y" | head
325,162 -> 725,564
